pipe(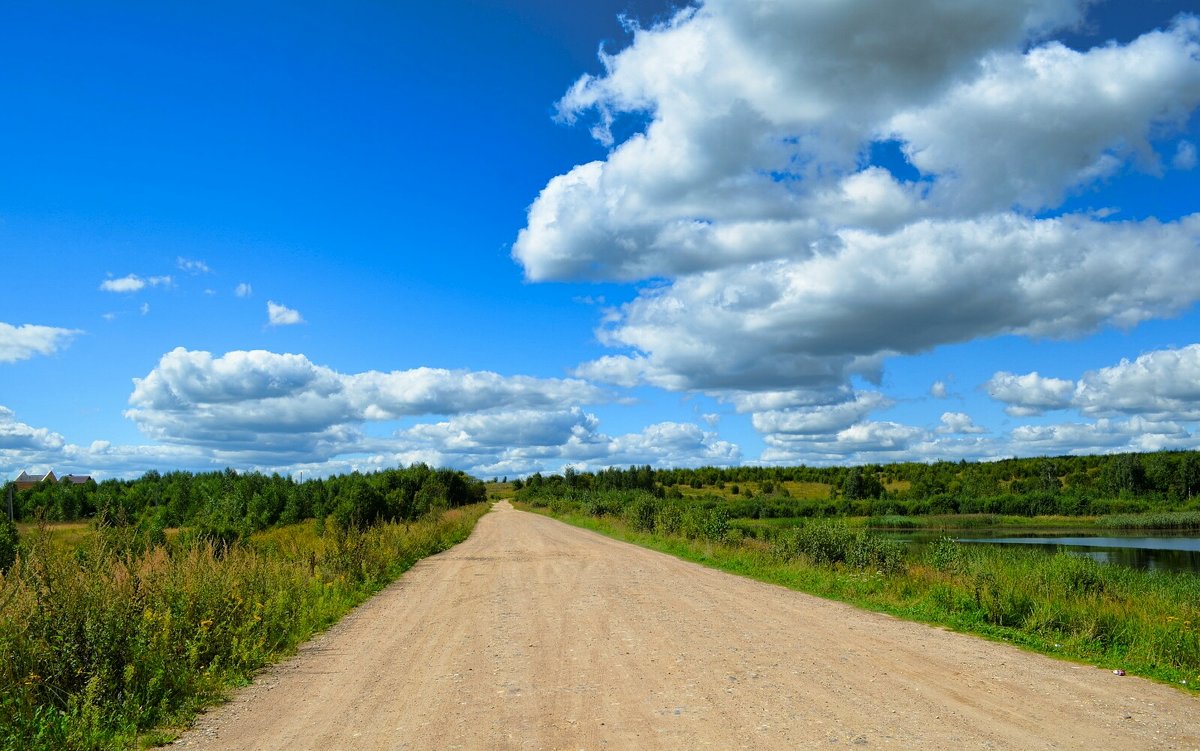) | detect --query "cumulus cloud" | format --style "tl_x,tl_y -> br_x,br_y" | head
988,345 -> 1200,421
235,283 -> 253,298
0,406 -> 66,452
0,322 -> 81,363
751,391 -> 890,436
266,301 -> 304,326
1072,344 -> 1200,419
585,214 -> 1200,391
516,0 -> 1200,435
124,348 -> 610,460
1009,417 -> 1196,455
761,420 -> 932,465
346,368 -> 607,420
937,412 -> 987,435
100,274 -> 172,293
986,371 -> 1076,416
104,347 -> 742,476
889,18 -> 1200,211
930,381 -> 948,399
